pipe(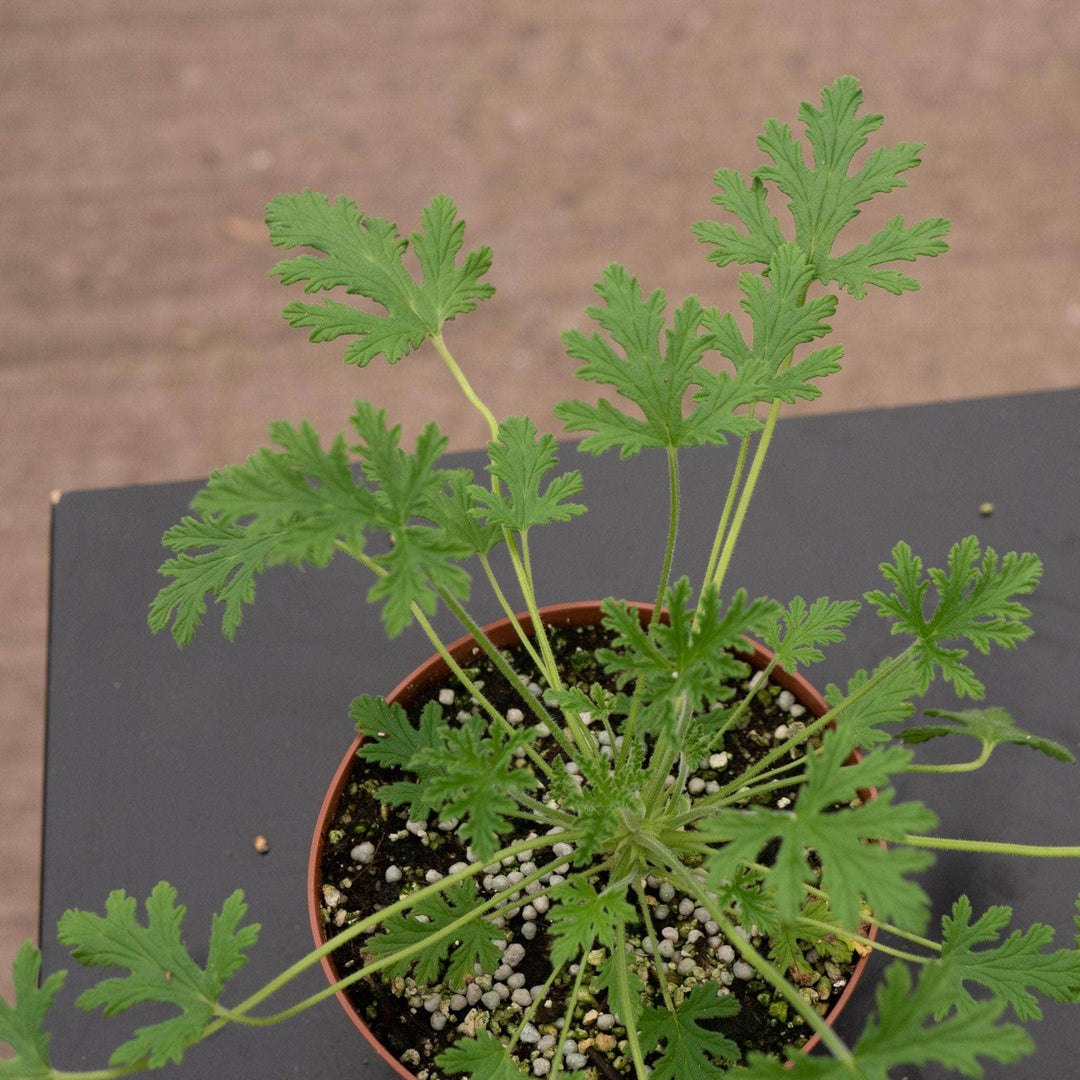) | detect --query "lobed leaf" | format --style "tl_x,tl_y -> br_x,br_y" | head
637,982 -> 740,1079
902,706 -> 1075,765
363,879 -> 503,988
693,76 -> 949,298
763,595 -> 860,672
0,942 -> 65,1079
865,537 -> 1042,697
729,960 -> 1033,1079
267,191 -> 494,366
56,884 -> 258,1069
468,416 -> 586,531
938,896 -> 1080,1022
554,264 -> 759,457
